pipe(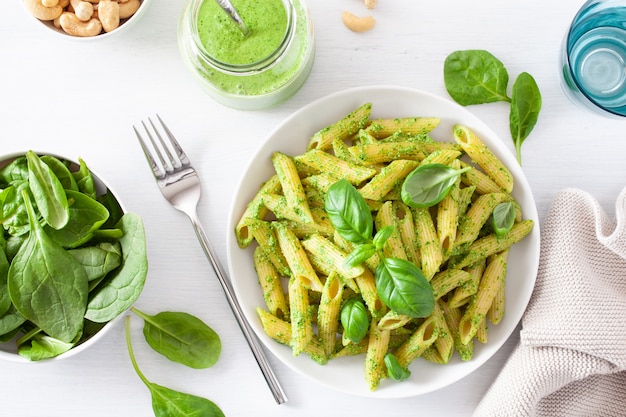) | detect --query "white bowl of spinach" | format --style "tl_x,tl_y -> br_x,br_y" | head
0,151 -> 148,361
